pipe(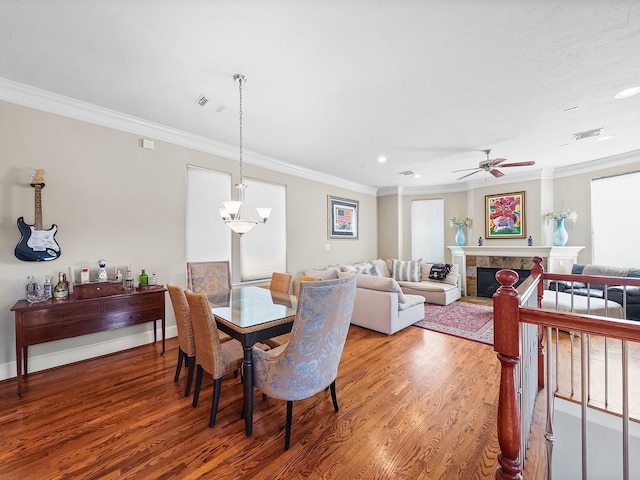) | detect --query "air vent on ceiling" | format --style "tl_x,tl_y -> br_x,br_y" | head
399,170 -> 415,176
573,127 -> 603,141
194,95 -> 226,113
